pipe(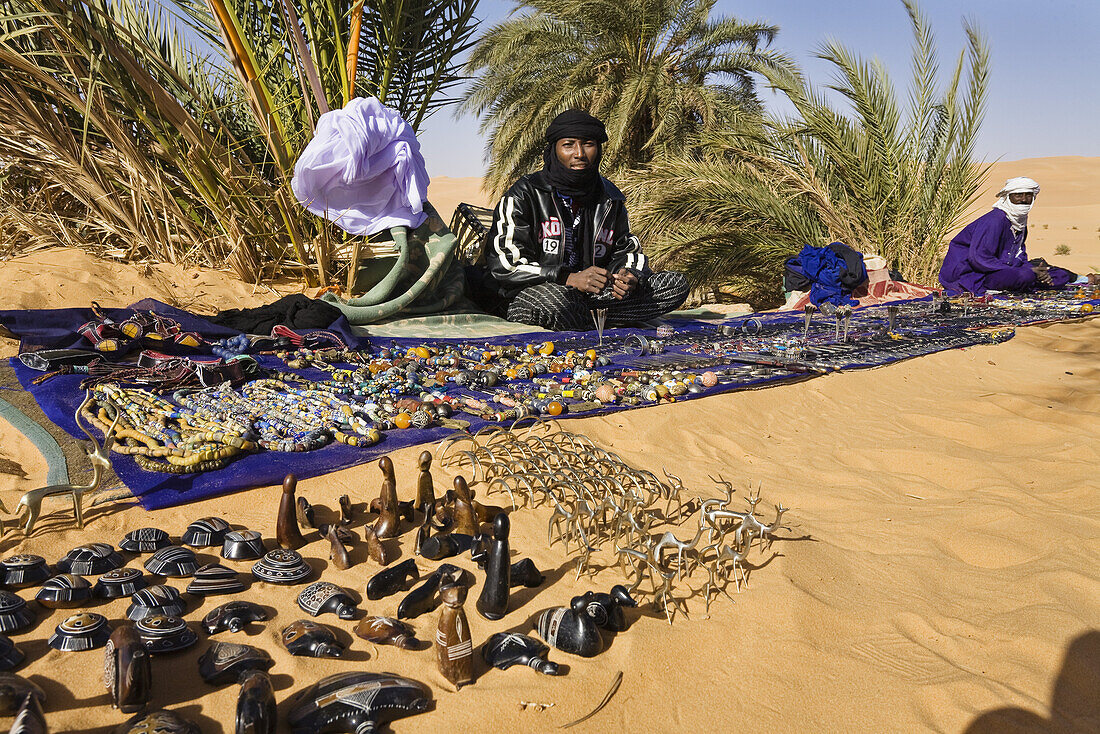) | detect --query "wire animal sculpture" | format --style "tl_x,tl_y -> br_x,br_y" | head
437,419 -> 793,624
